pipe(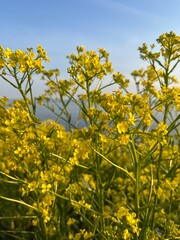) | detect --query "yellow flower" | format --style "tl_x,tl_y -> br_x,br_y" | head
122,229 -> 131,239
28,181 -> 38,191
67,218 -> 76,226
157,122 -> 168,136
119,134 -> 130,145
4,48 -> 13,58
42,209 -> 50,223
115,207 -> 129,219
32,219 -> 38,226
126,212 -> 137,225
0,59 -> 5,68
41,183 -> 52,193
117,122 -> 129,134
